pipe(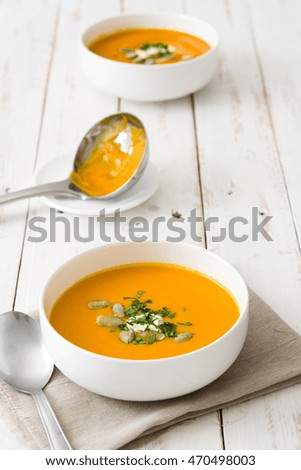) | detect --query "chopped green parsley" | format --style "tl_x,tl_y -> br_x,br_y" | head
95,291 -> 194,345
